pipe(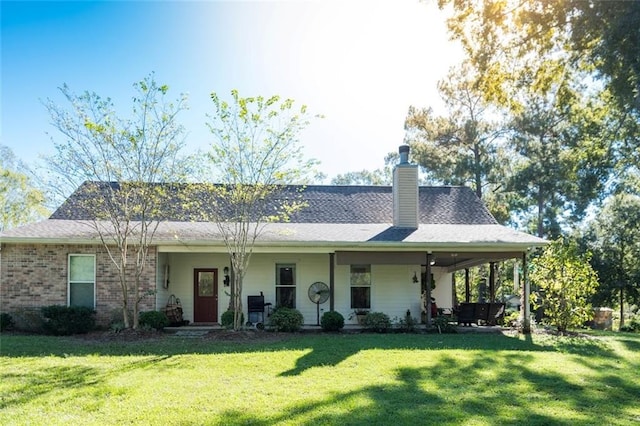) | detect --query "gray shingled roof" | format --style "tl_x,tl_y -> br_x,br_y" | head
49,183 -> 497,225
3,182 -> 546,249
